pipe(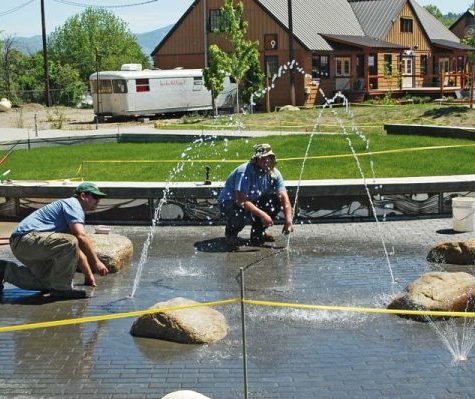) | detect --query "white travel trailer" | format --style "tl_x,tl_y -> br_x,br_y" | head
89,64 -> 236,118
